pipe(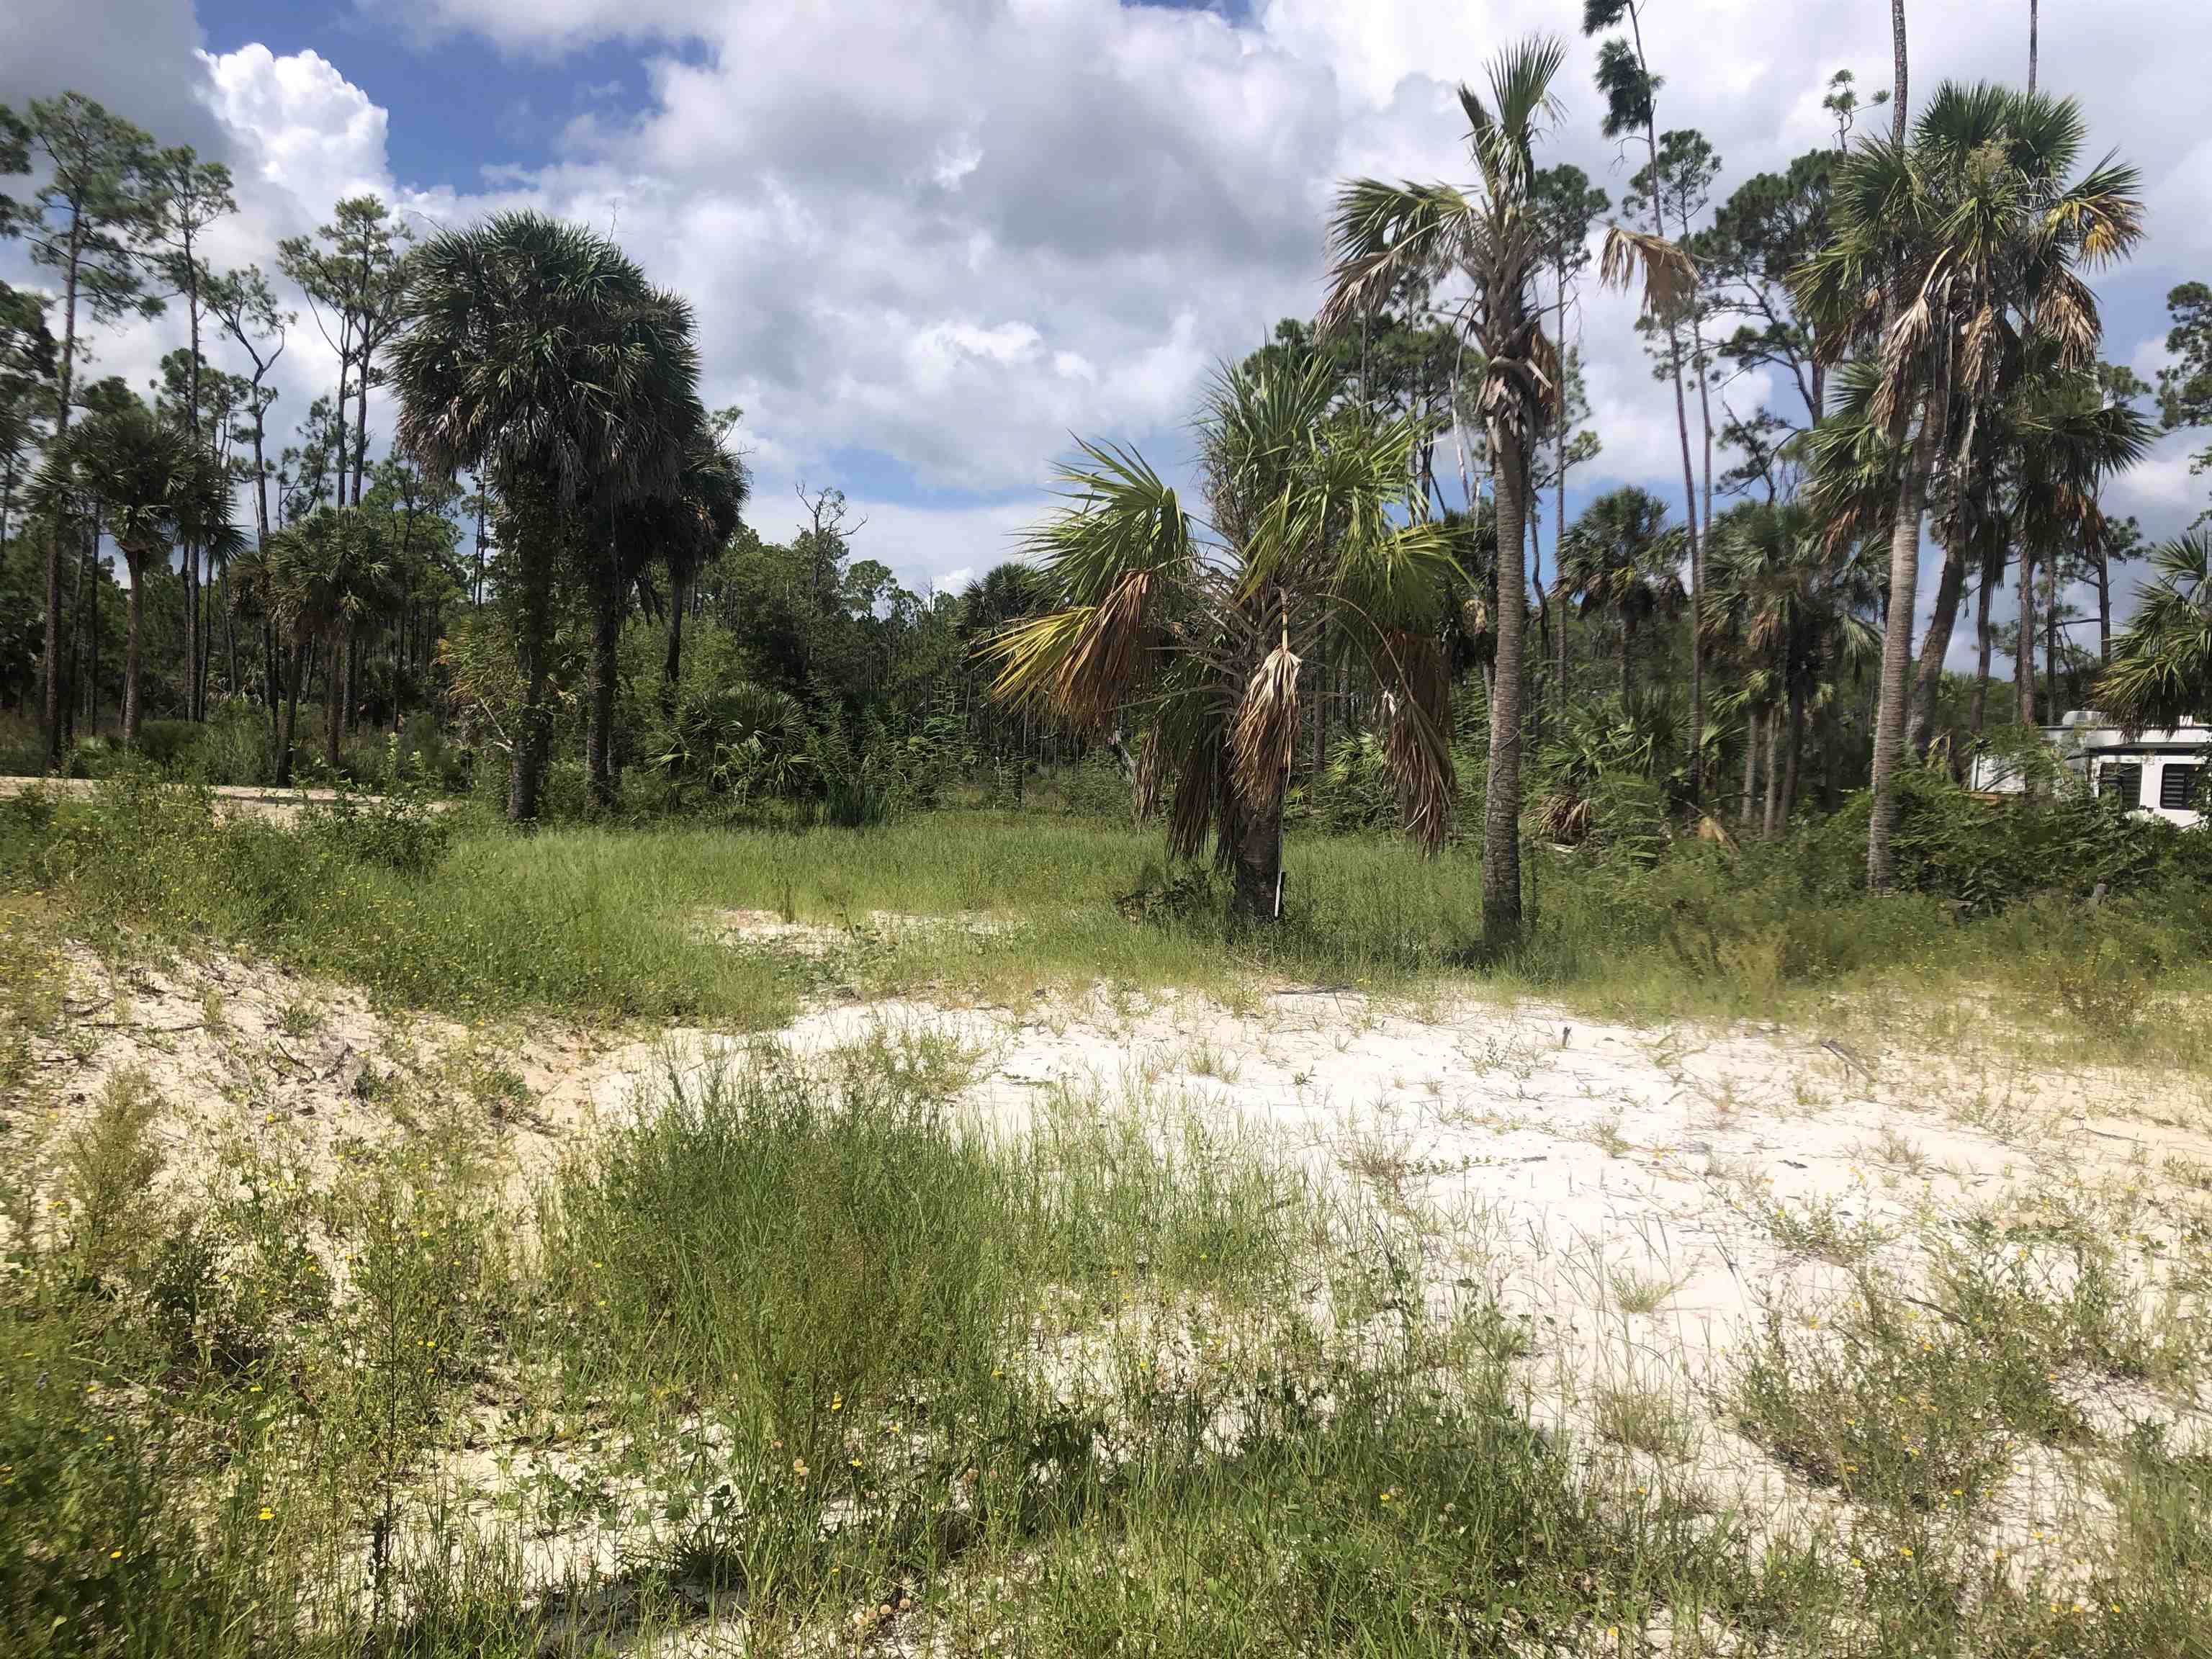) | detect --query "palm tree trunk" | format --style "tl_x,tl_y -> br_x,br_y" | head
1483,420 -> 1529,951
1907,545 -> 1967,755
1230,785 -> 1285,923
2043,557 -> 2059,714
661,567 -> 688,721
324,630 -> 345,774
508,508 -> 557,824
1740,710 -> 1760,824
2096,540 -> 2111,665
1782,683 -> 1804,829
278,639 -> 305,786
1619,613 -> 1634,701
2017,541 -> 2038,727
2028,0 -> 2038,92
1867,398 -> 1943,891
587,581 -> 621,813
122,550 -> 145,749
1969,549 -> 1998,740
1762,706 -> 1784,837
1891,0 -> 1910,143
